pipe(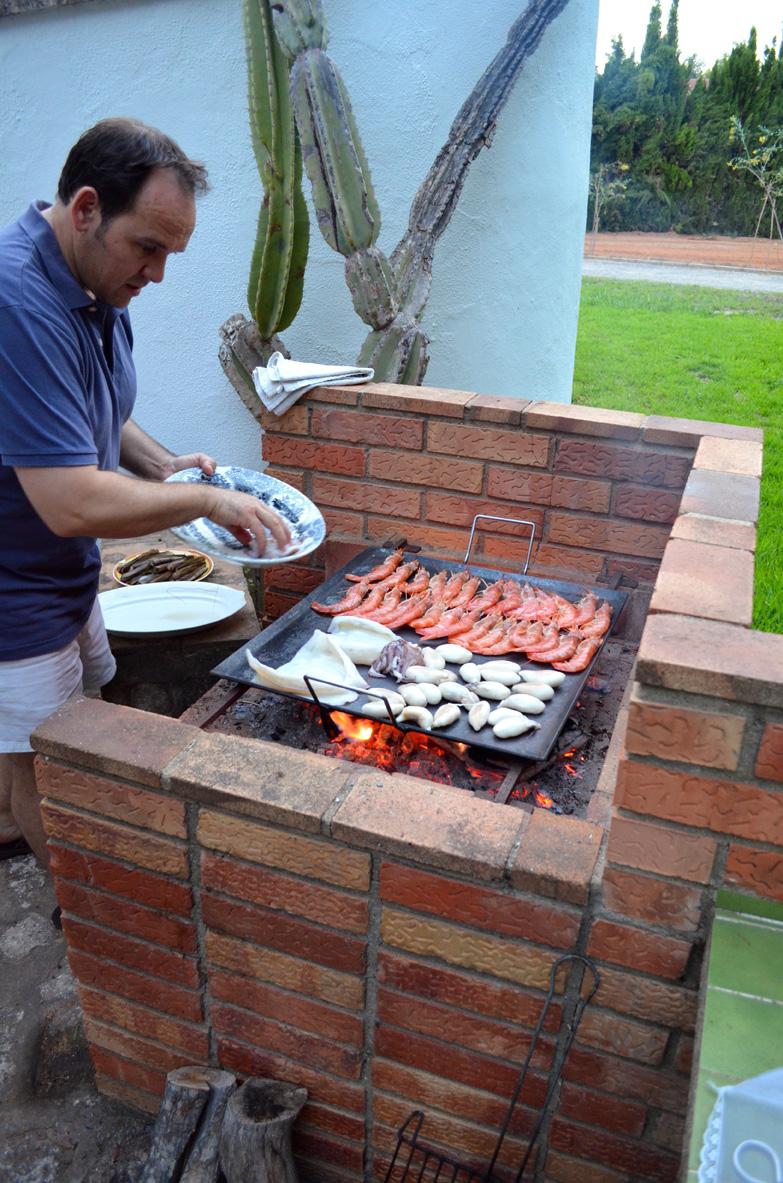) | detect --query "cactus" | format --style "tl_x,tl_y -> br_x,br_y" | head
289,47 -> 380,257
222,0 -> 572,400
245,0 -> 309,340
219,0 -> 311,406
